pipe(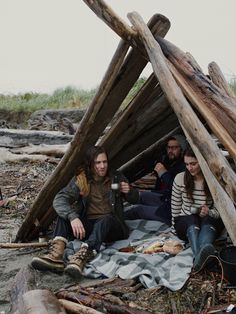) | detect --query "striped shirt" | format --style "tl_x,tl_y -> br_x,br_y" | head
171,172 -> 219,226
